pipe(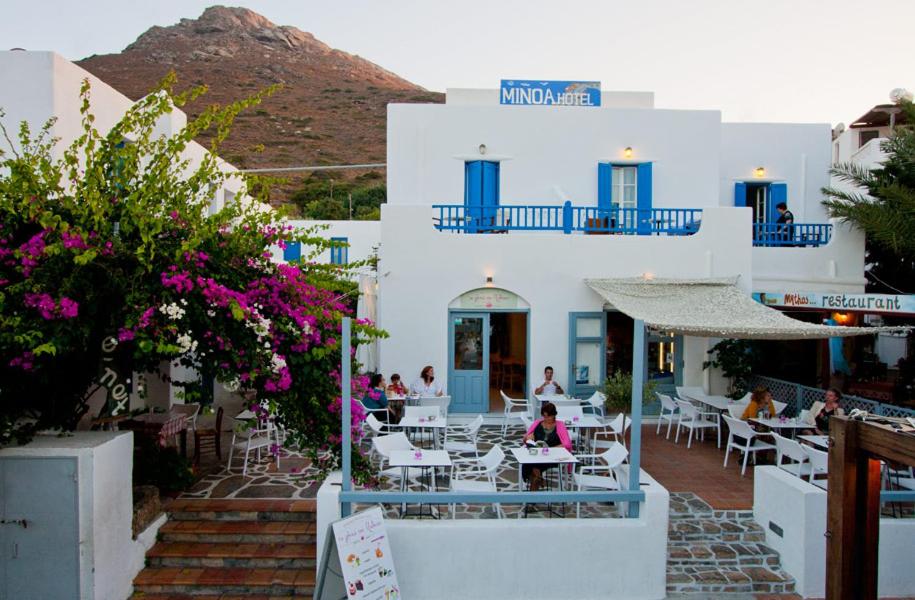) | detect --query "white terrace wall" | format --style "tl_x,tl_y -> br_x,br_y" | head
377,205 -> 752,395
387,103 -> 723,209
751,219 -> 866,294
720,122 -> 833,223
